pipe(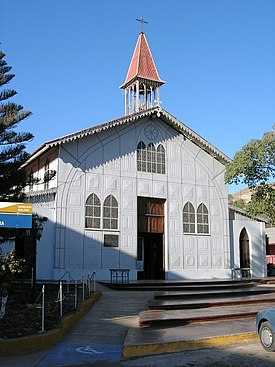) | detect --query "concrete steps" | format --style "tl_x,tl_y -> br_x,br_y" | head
99,279 -> 255,292
102,279 -> 275,335
139,301 -> 275,327
148,292 -> 275,310
153,286 -> 275,300
138,282 -> 275,327
122,279 -> 275,357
